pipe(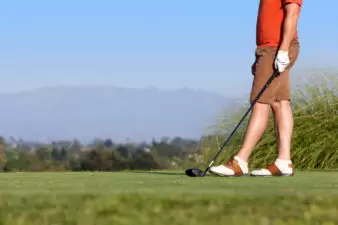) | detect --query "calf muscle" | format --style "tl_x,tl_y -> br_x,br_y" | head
236,103 -> 270,162
271,101 -> 293,160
